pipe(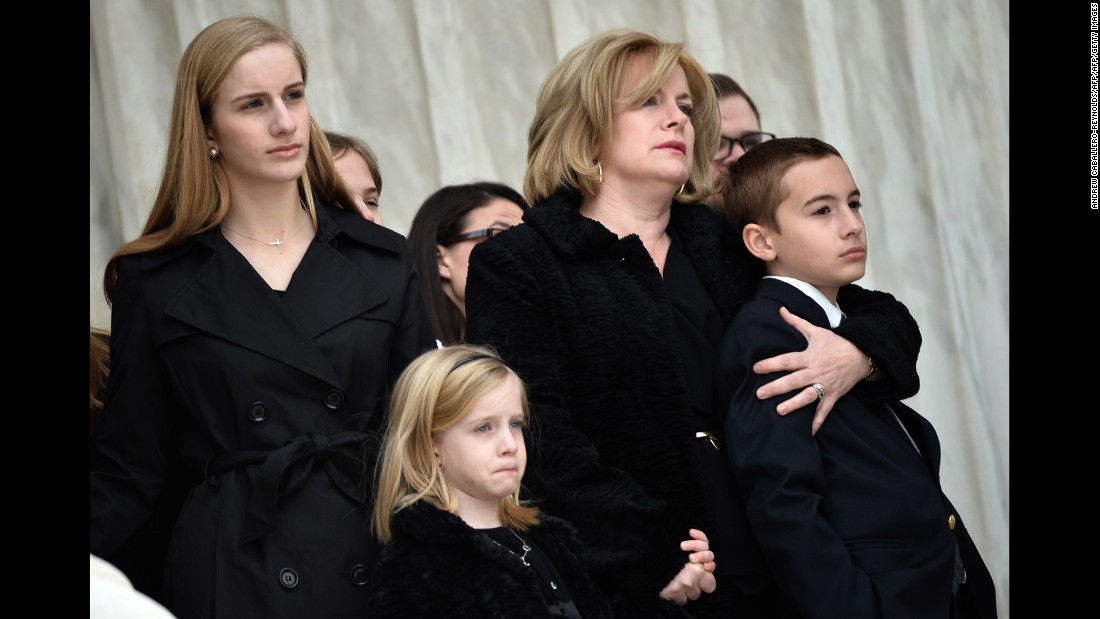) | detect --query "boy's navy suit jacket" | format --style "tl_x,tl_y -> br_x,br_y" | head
715,277 -> 997,618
